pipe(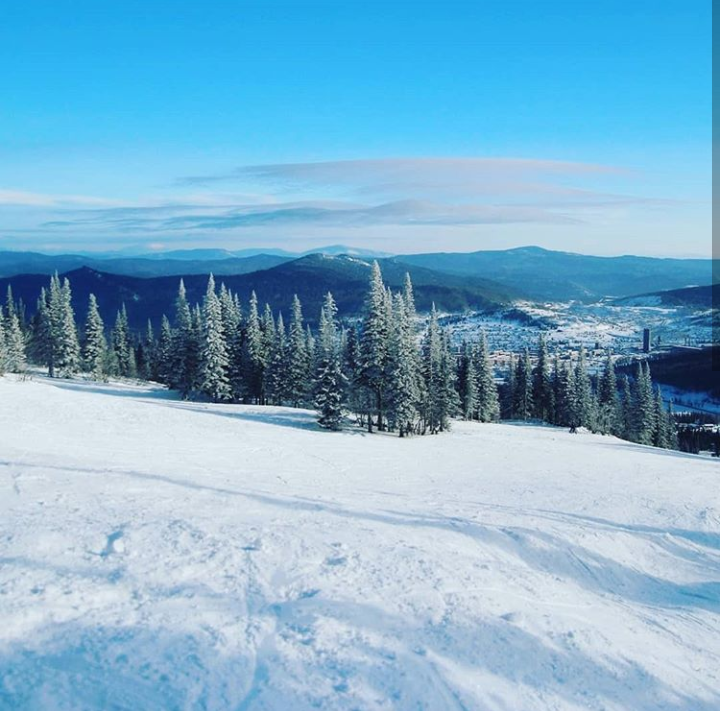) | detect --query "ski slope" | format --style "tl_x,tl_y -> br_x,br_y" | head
1,375 -> 719,710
